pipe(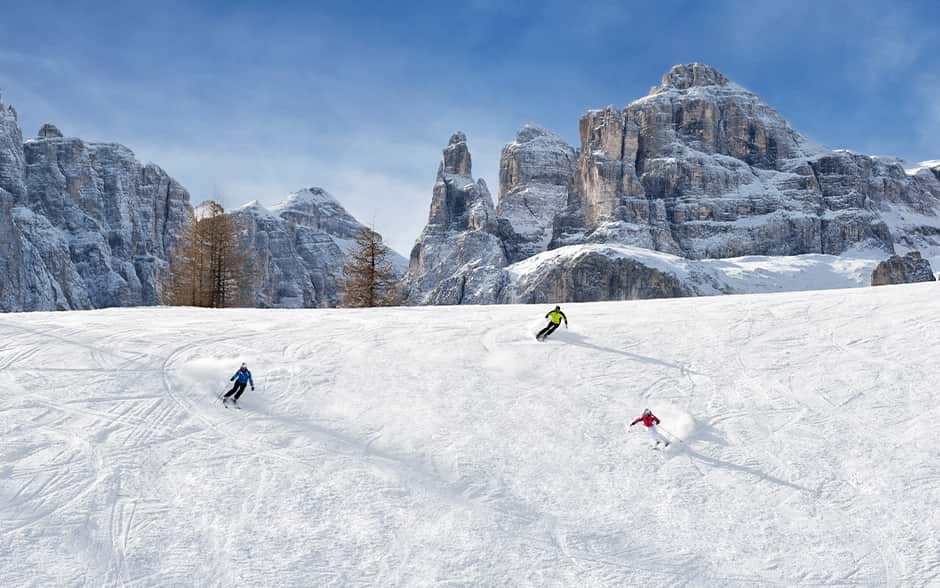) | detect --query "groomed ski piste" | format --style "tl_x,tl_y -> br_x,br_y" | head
2,284 -> 939,586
